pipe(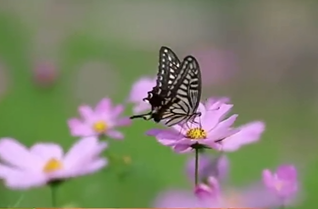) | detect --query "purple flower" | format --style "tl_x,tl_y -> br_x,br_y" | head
68,98 -> 131,139
128,77 -> 156,114
263,165 -> 298,201
0,137 -> 107,190
186,153 -> 229,182
204,97 -> 231,110
147,99 -> 265,153
32,61 -> 58,87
